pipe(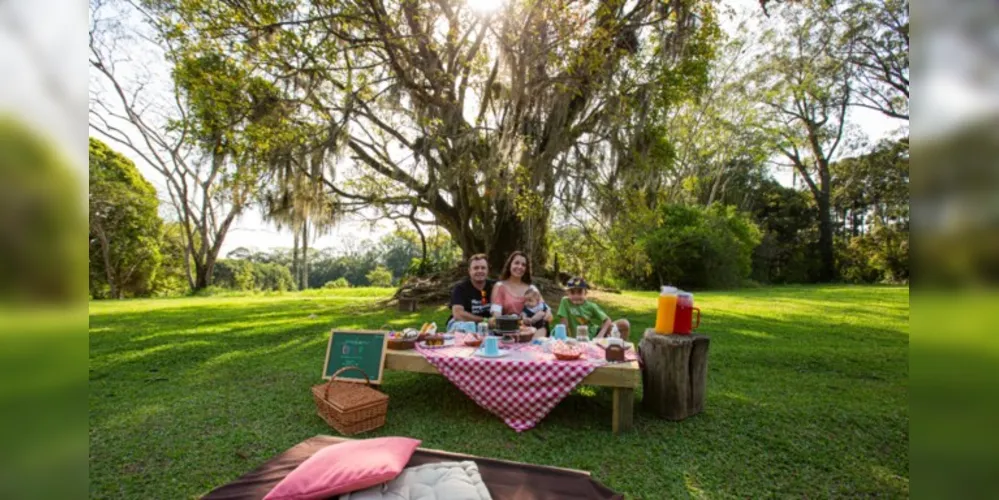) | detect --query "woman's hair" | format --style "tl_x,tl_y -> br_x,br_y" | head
499,250 -> 532,283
